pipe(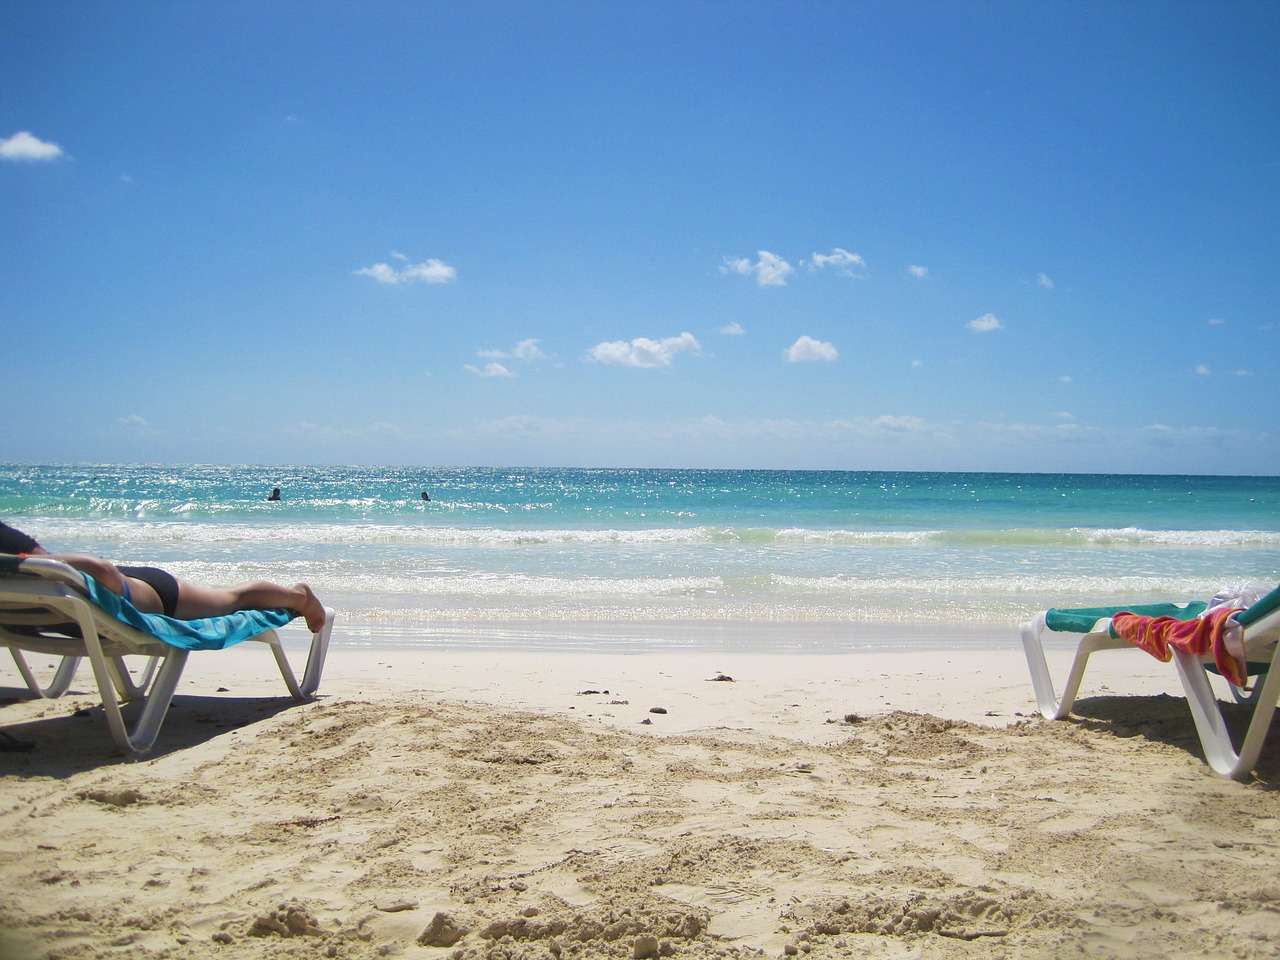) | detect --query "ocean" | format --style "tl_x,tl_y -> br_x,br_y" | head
2,464 -> 1277,652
